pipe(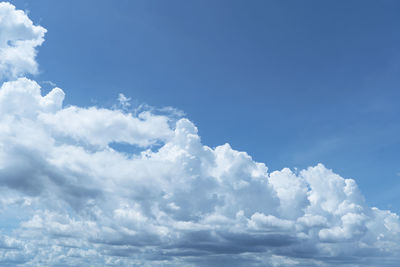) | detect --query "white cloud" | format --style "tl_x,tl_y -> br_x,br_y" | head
117,93 -> 131,109
0,2 -> 46,80
0,2 -> 399,266
39,105 -> 173,148
0,77 -> 399,266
